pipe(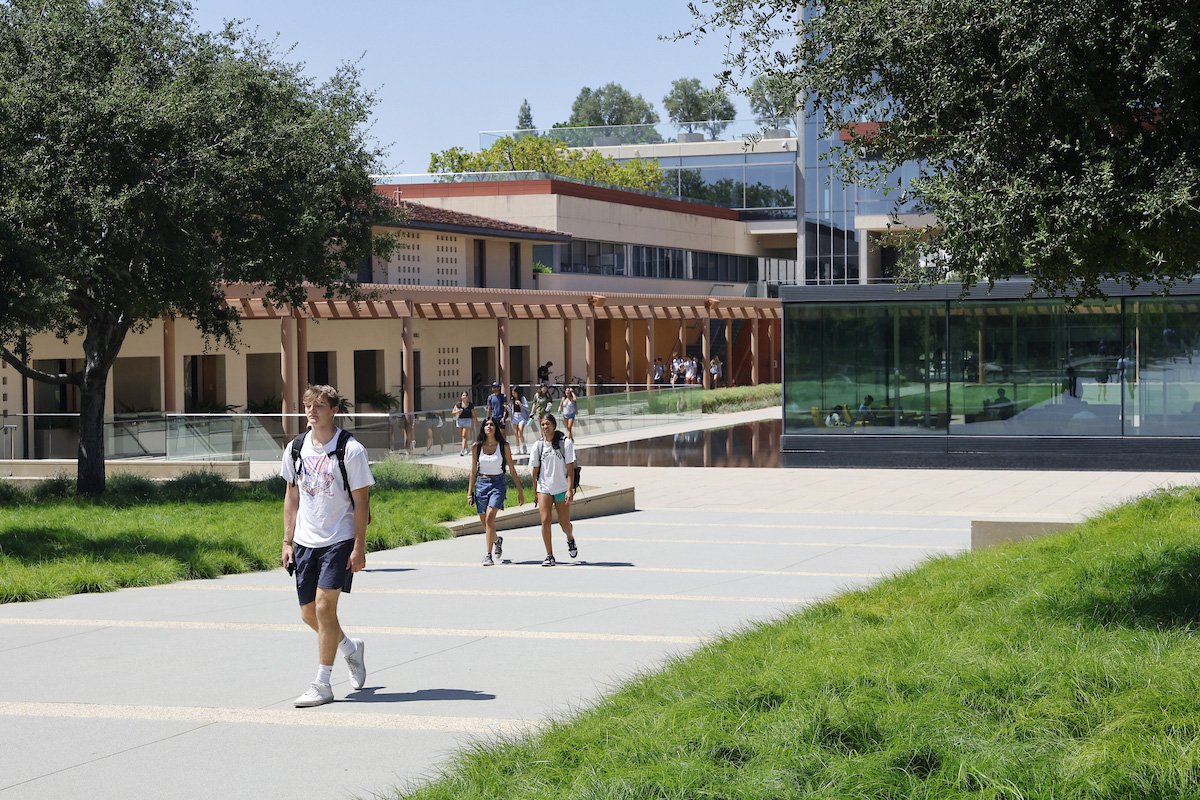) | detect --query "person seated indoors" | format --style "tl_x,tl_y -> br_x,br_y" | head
825,405 -> 852,427
993,388 -> 1015,419
857,395 -> 876,424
